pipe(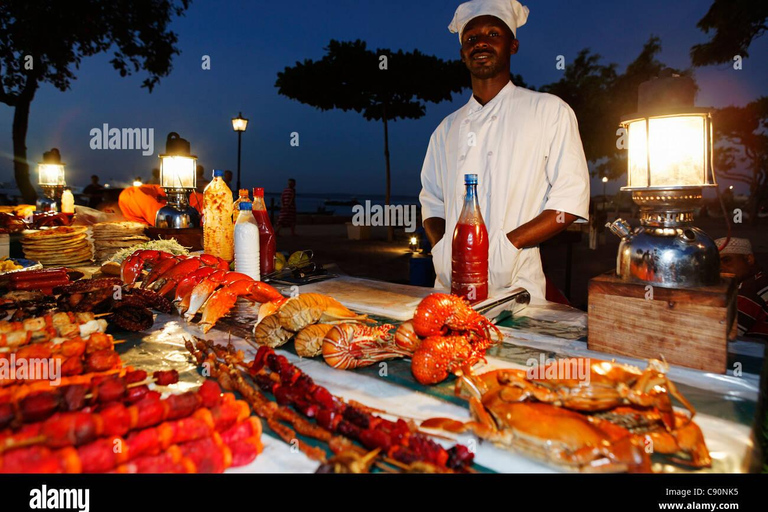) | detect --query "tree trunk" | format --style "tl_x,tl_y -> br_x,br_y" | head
13,97 -> 37,204
382,105 -> 393,242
